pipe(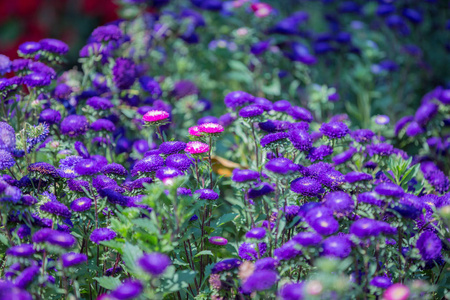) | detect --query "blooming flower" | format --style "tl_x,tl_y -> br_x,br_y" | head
198,122 -> 224,134
90,228 -> 117,244
138,253 -> 171,276
142,110 -> 170,123
416,231 -> 442,261
6,244 -> 35,257
61,252 -> 88,268
383,284 -> 410,300
70,197 -> 92,212
319,121 -> 349,139
321,236 -> 352,258
185,141 -> 209,154
209,236 -> 228,246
